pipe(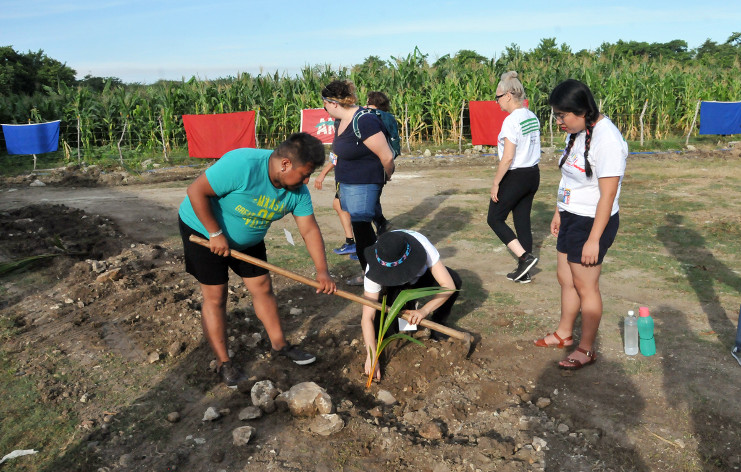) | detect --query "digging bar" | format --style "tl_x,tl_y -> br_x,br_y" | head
189,234 -> 473,345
